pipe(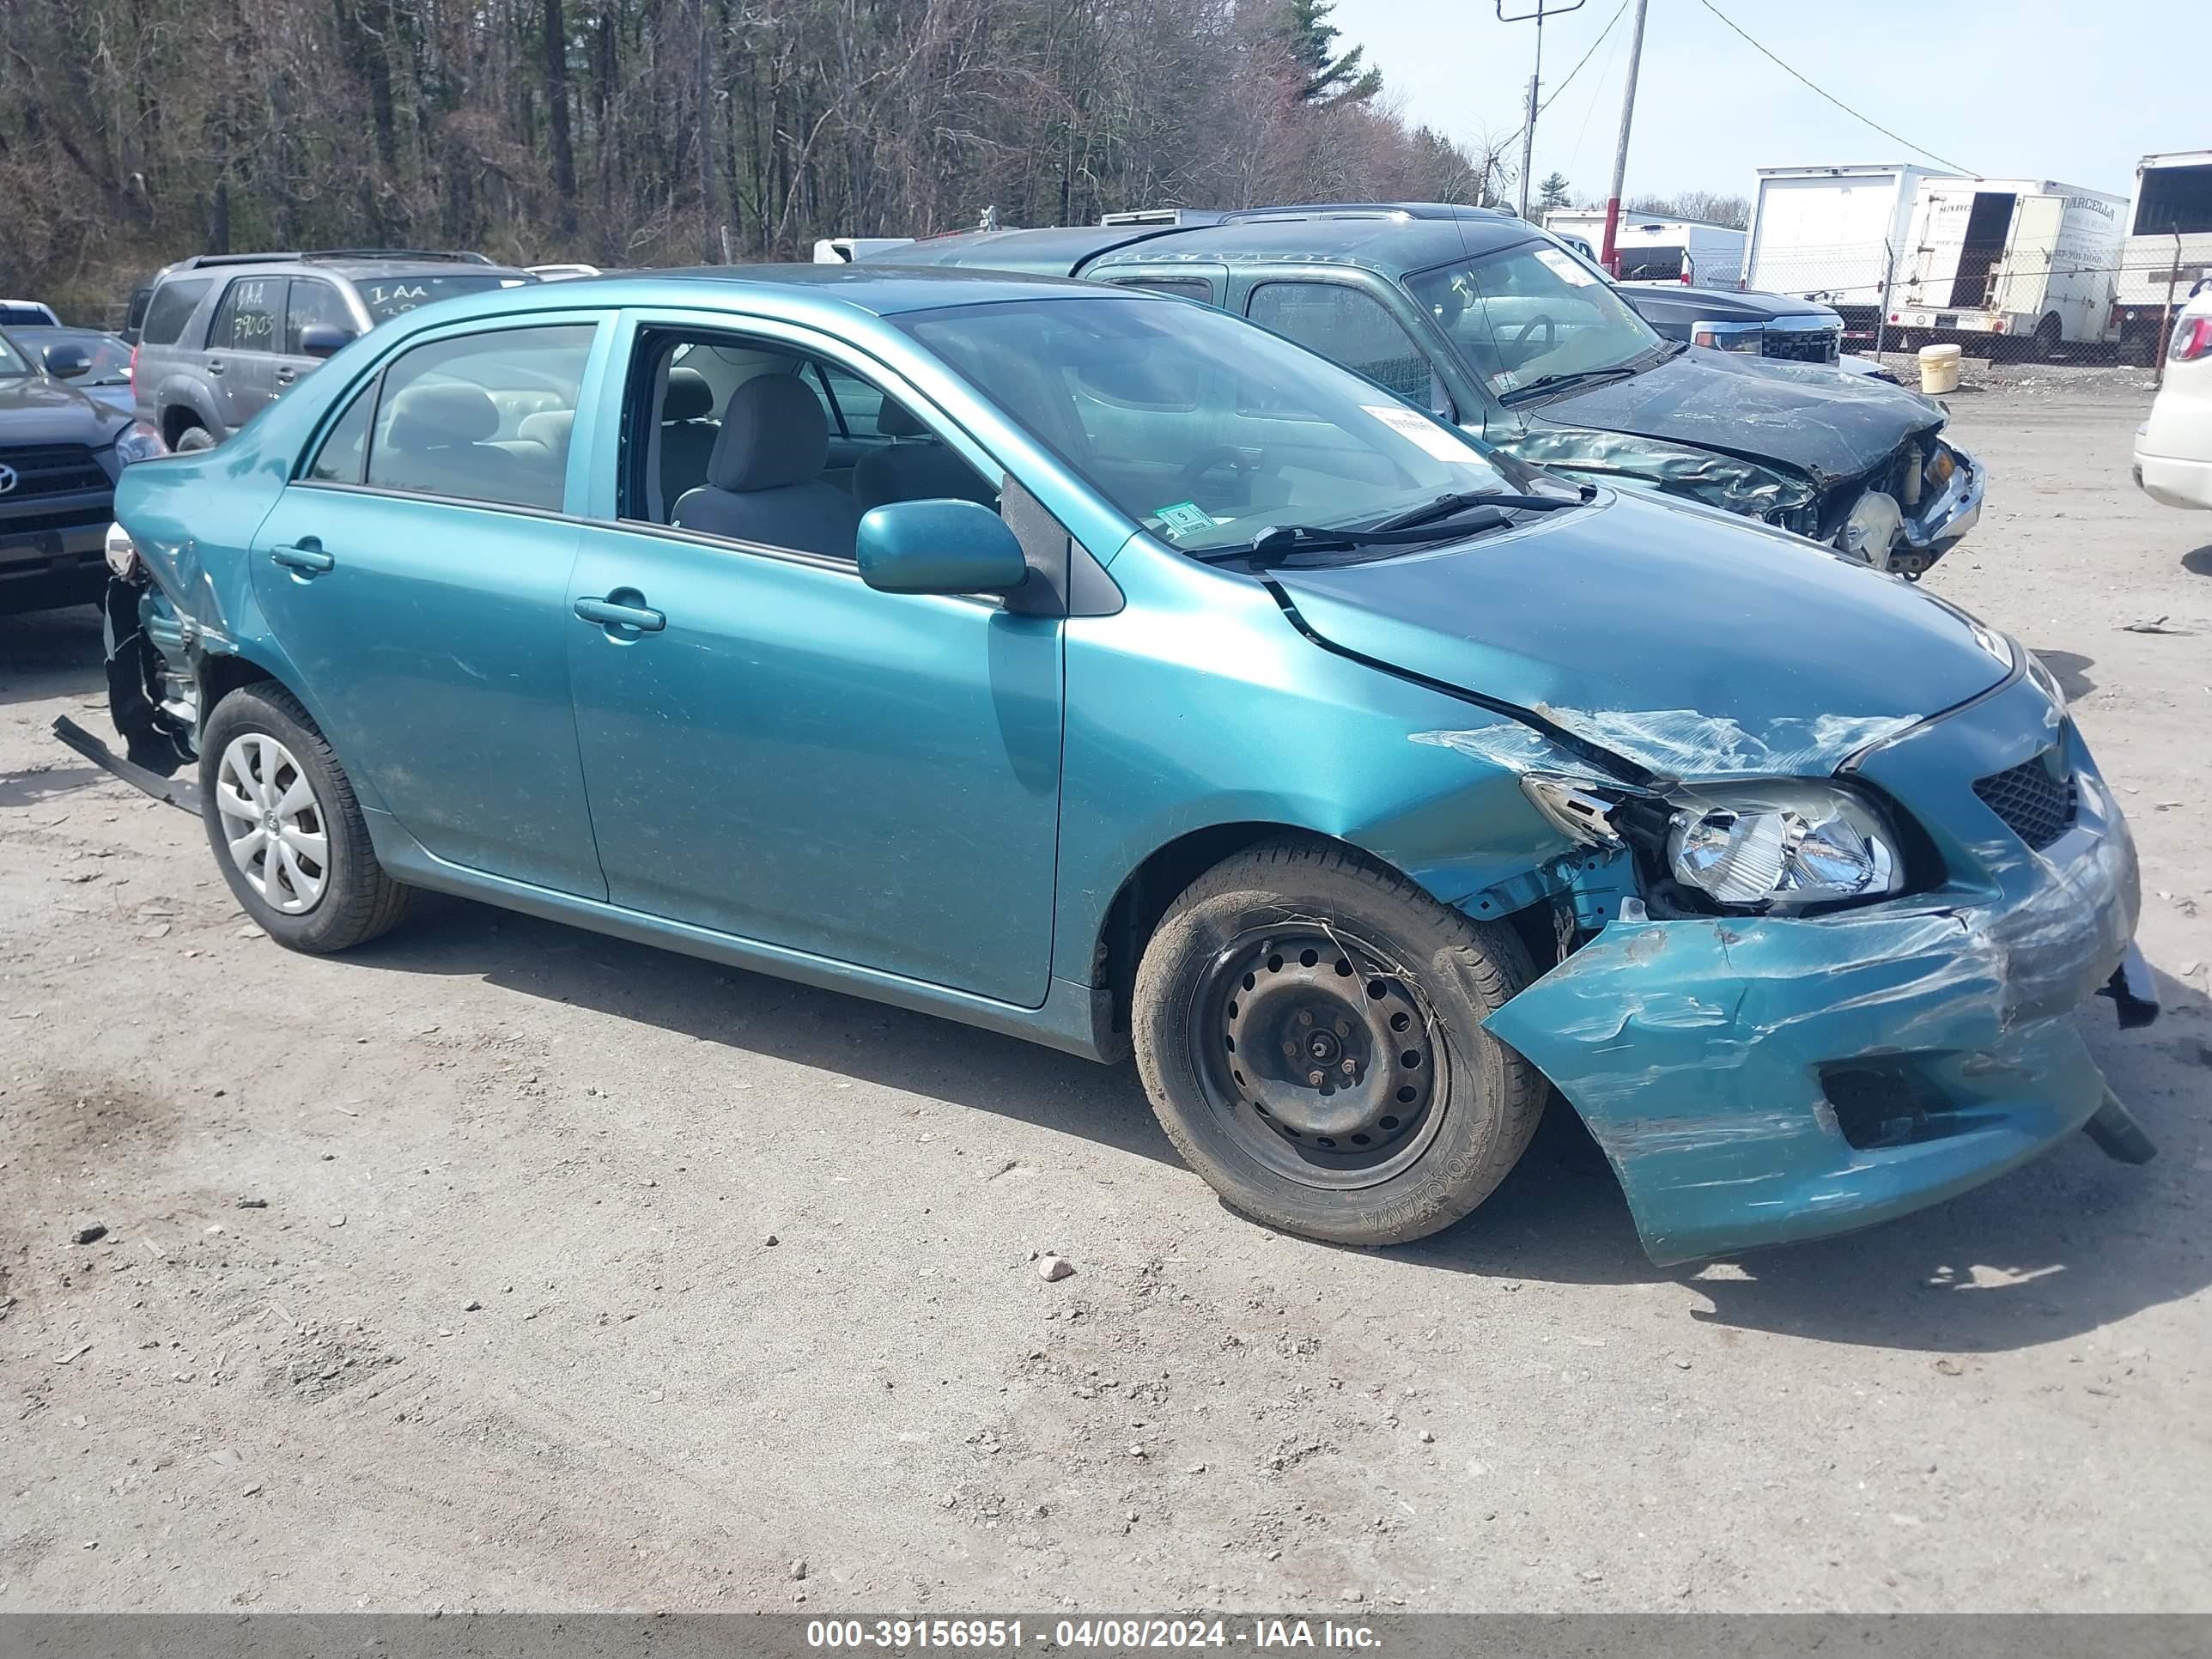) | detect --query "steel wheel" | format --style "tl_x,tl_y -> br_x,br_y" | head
213,732 -> 329,914
1187,925 -> 1445,1190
